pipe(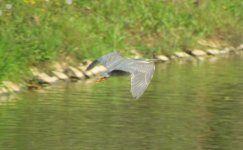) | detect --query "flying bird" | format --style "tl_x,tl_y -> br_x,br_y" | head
86,52 -> 155,99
